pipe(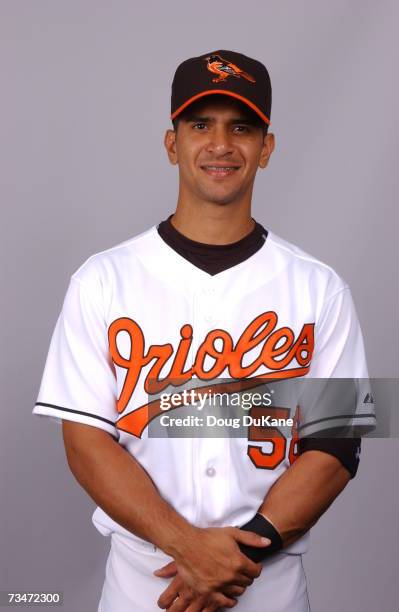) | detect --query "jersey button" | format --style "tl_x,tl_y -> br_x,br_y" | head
206,466 -> 216,477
